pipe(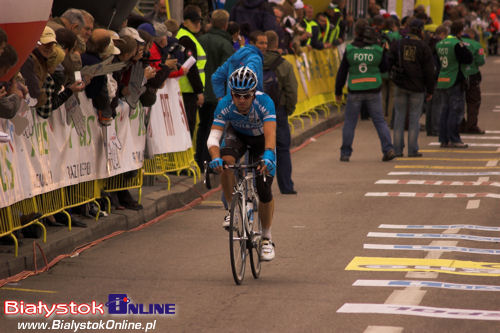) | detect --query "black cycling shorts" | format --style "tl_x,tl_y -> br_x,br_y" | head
220,125 -> 274,203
